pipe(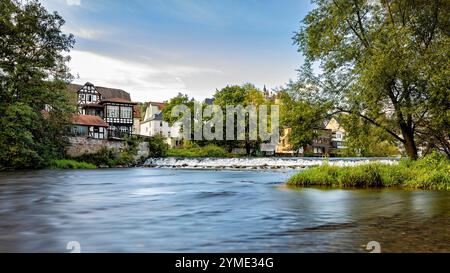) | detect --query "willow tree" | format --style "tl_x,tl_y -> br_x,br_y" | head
294,0 -> 449,159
